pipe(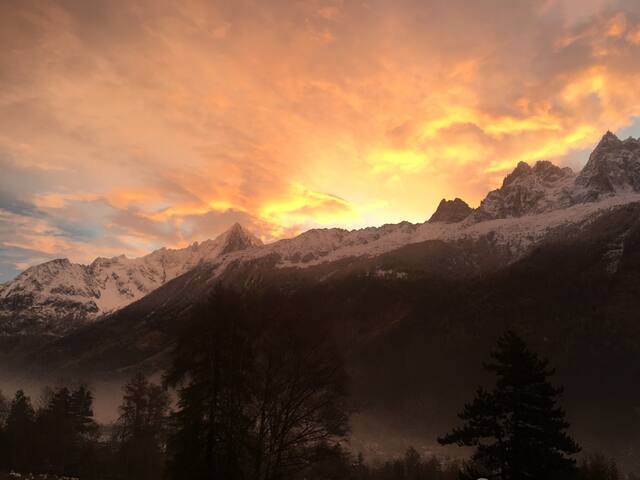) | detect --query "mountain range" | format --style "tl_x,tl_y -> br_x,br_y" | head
2,131 -> 639,338
3,131 -> 640,465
